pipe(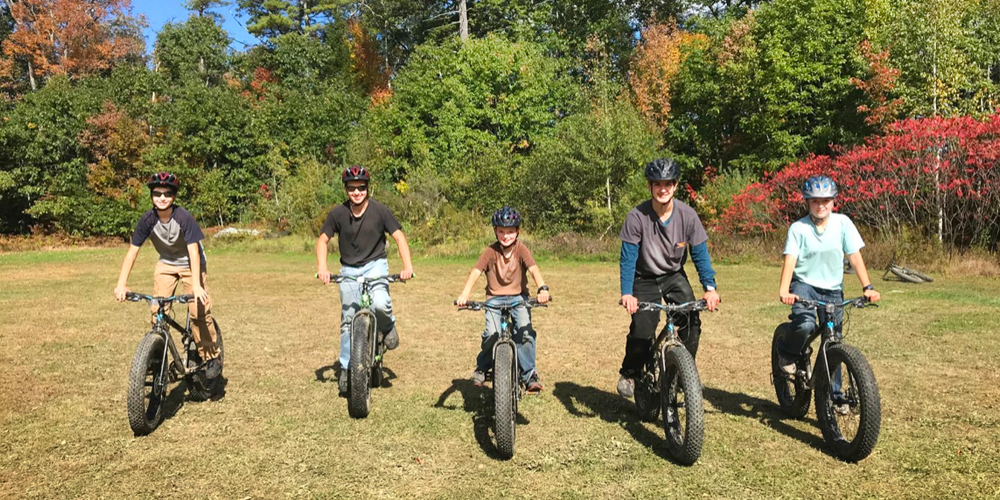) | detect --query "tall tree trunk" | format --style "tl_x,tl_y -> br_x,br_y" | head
459,0 -> 468,42
27,59 -> 36,91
